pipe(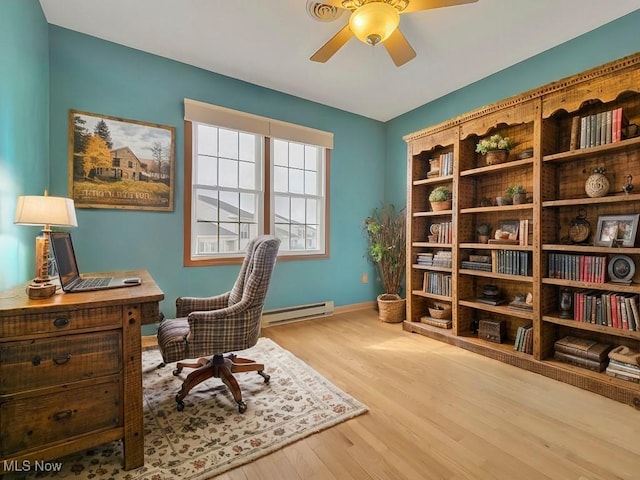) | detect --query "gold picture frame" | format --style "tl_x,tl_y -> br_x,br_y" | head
68,110 -> 175,211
